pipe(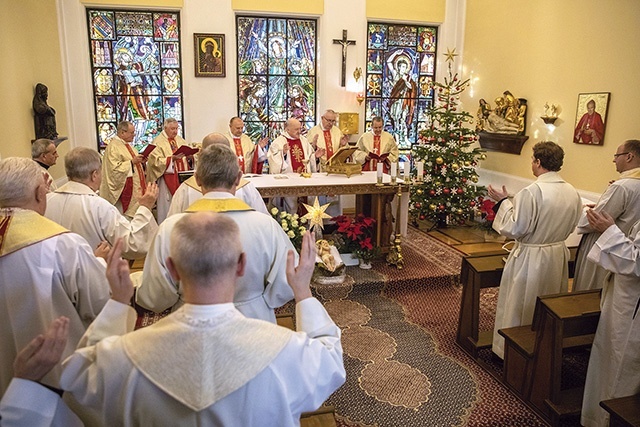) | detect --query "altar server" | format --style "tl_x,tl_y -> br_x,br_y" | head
581,211 -> 640,427
488,141 -> 582,359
